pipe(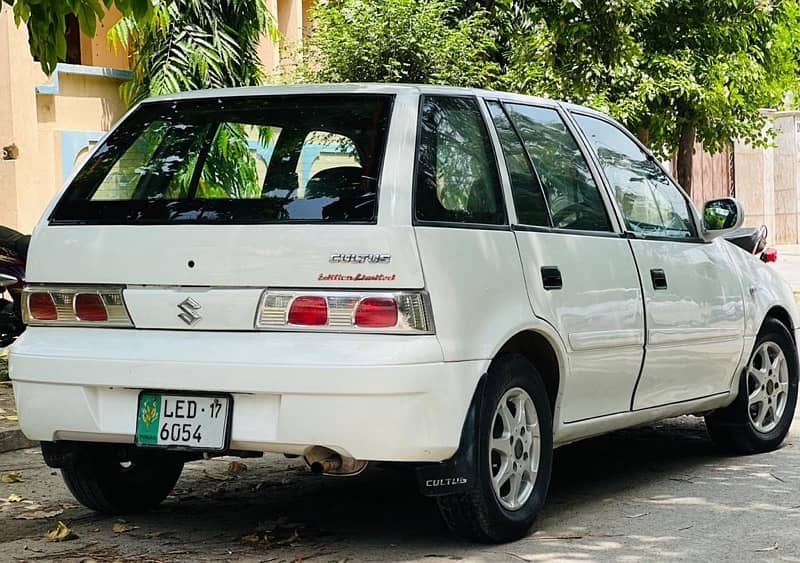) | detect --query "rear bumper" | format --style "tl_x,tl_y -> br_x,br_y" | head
10,328 -> 486,462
